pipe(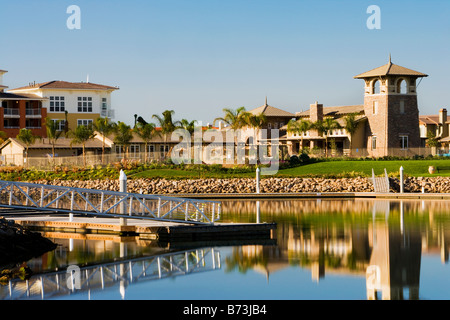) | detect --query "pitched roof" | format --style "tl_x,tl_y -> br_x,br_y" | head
419,115 -> 440,125
4,137 -> 105,150
354,59 -> 428,79
9,80 -> 119,91
248,103 -> 295,118
0,92 -> 48,100
296,105 -> 365,117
